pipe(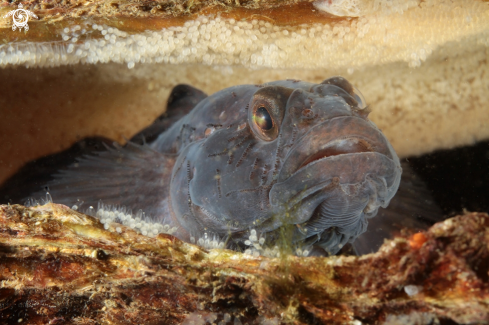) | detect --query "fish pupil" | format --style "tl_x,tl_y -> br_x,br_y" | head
254,106 -> 273,131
